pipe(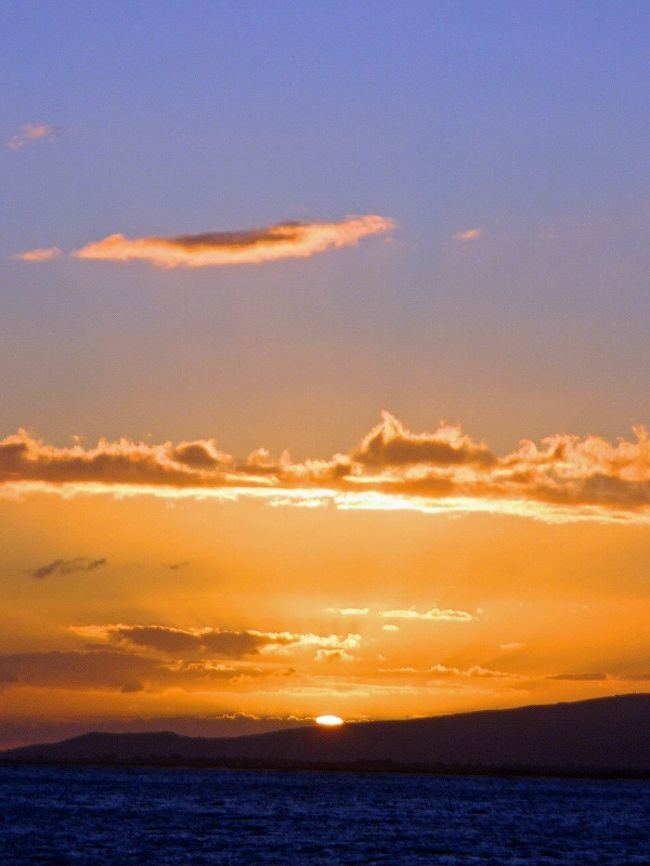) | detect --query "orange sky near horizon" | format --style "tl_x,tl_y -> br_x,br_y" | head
2,3 -> 650,749
1,463 -> 647,747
